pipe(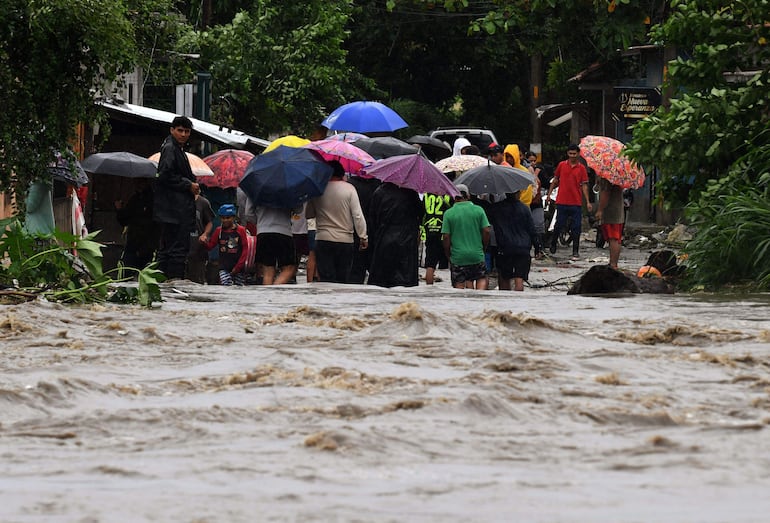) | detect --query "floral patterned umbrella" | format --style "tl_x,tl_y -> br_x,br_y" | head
434,154 -> 489,174
50,150 -> 89,186
578,135 -> 645,189
202,149 -> 255,188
